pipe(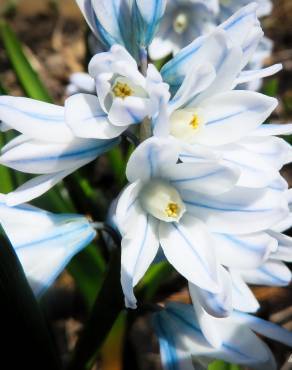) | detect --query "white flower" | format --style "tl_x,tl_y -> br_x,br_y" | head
153,302 -> 292,370
149,0 -> 273,68
148,0 -> 217,60
65,45 -> 170,139
76,0 -> 166,59
0,96 -> 118,205
115,137 -> 289,309
0,195 -> 96,296
160,4 -> 276,93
